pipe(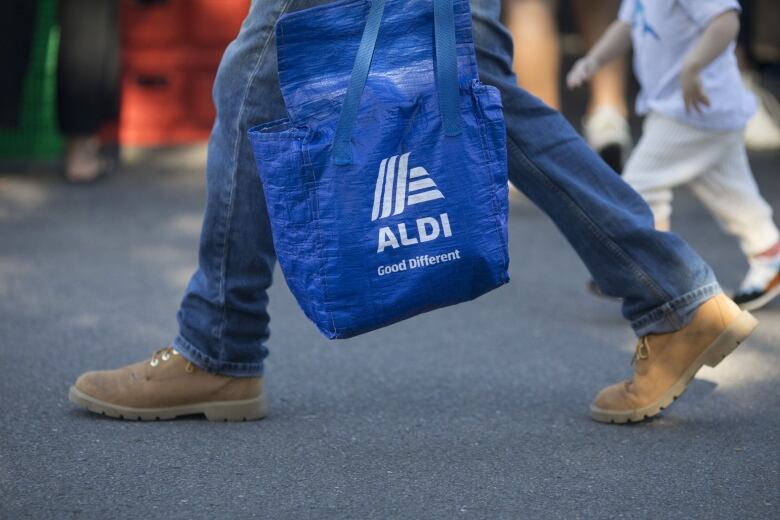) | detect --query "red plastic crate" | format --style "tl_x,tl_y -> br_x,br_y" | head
120,49 -> 222,145
188,0 -> 250,47
119,0 -> 246,145
121,67 -> 187,144
121,0 -> 186,49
